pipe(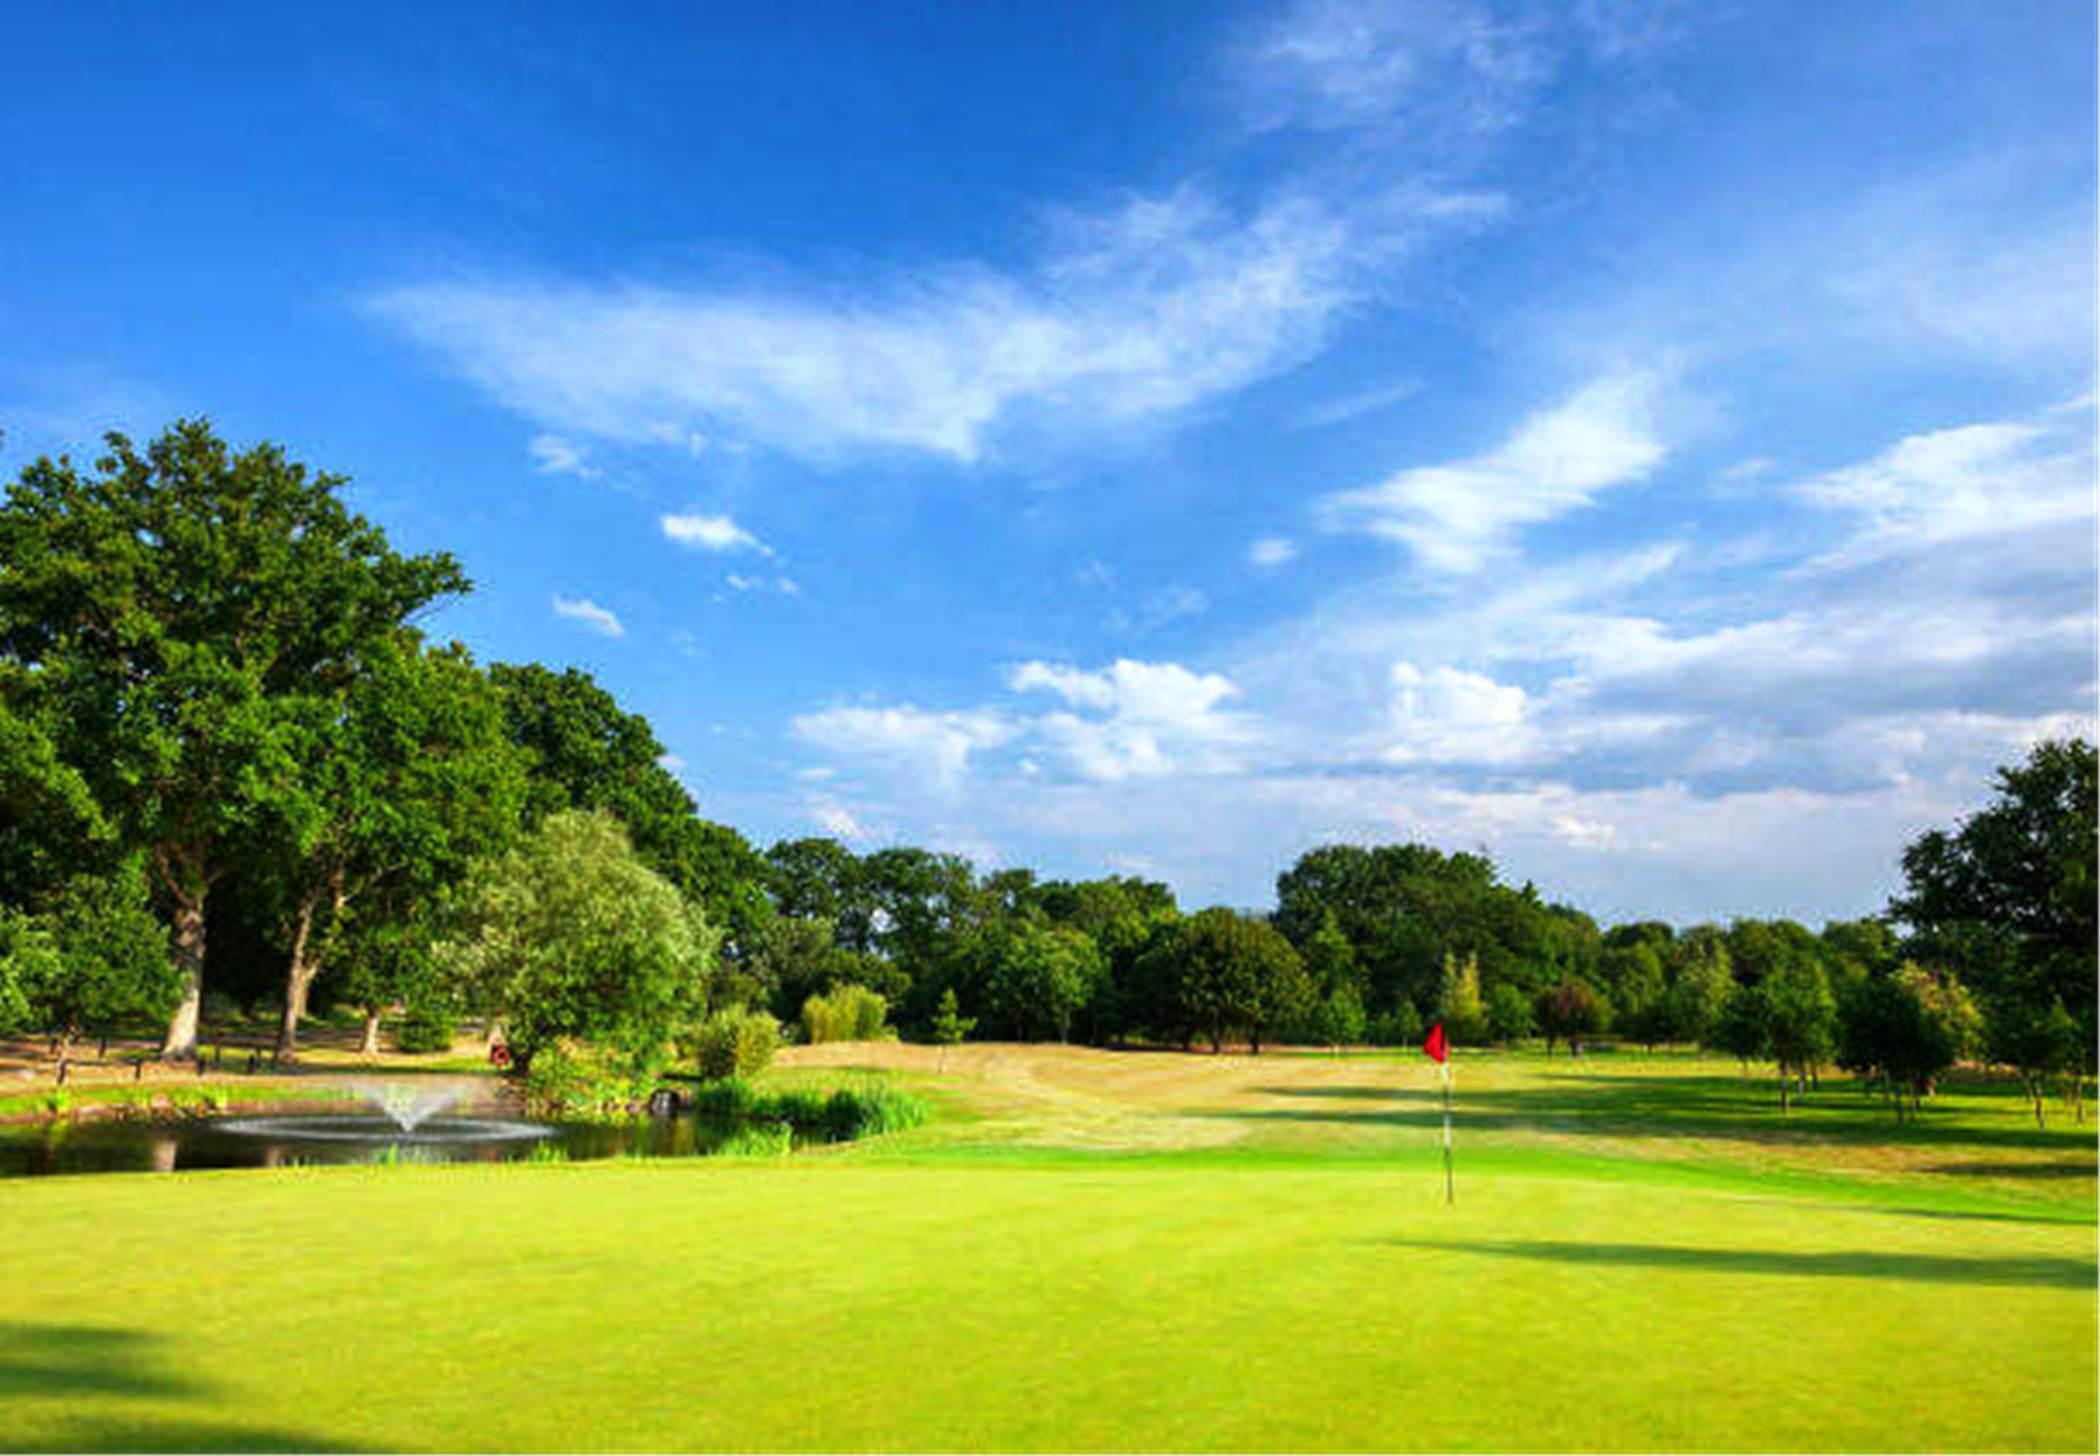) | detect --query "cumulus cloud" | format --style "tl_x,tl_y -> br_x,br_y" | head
550,594 -> 623,637
790,706 -> 1017,791
1318,374 -> 1666,571
1381,661 -> 1538,764
1010,658 -> 1258,781
662,512 -> 770,554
